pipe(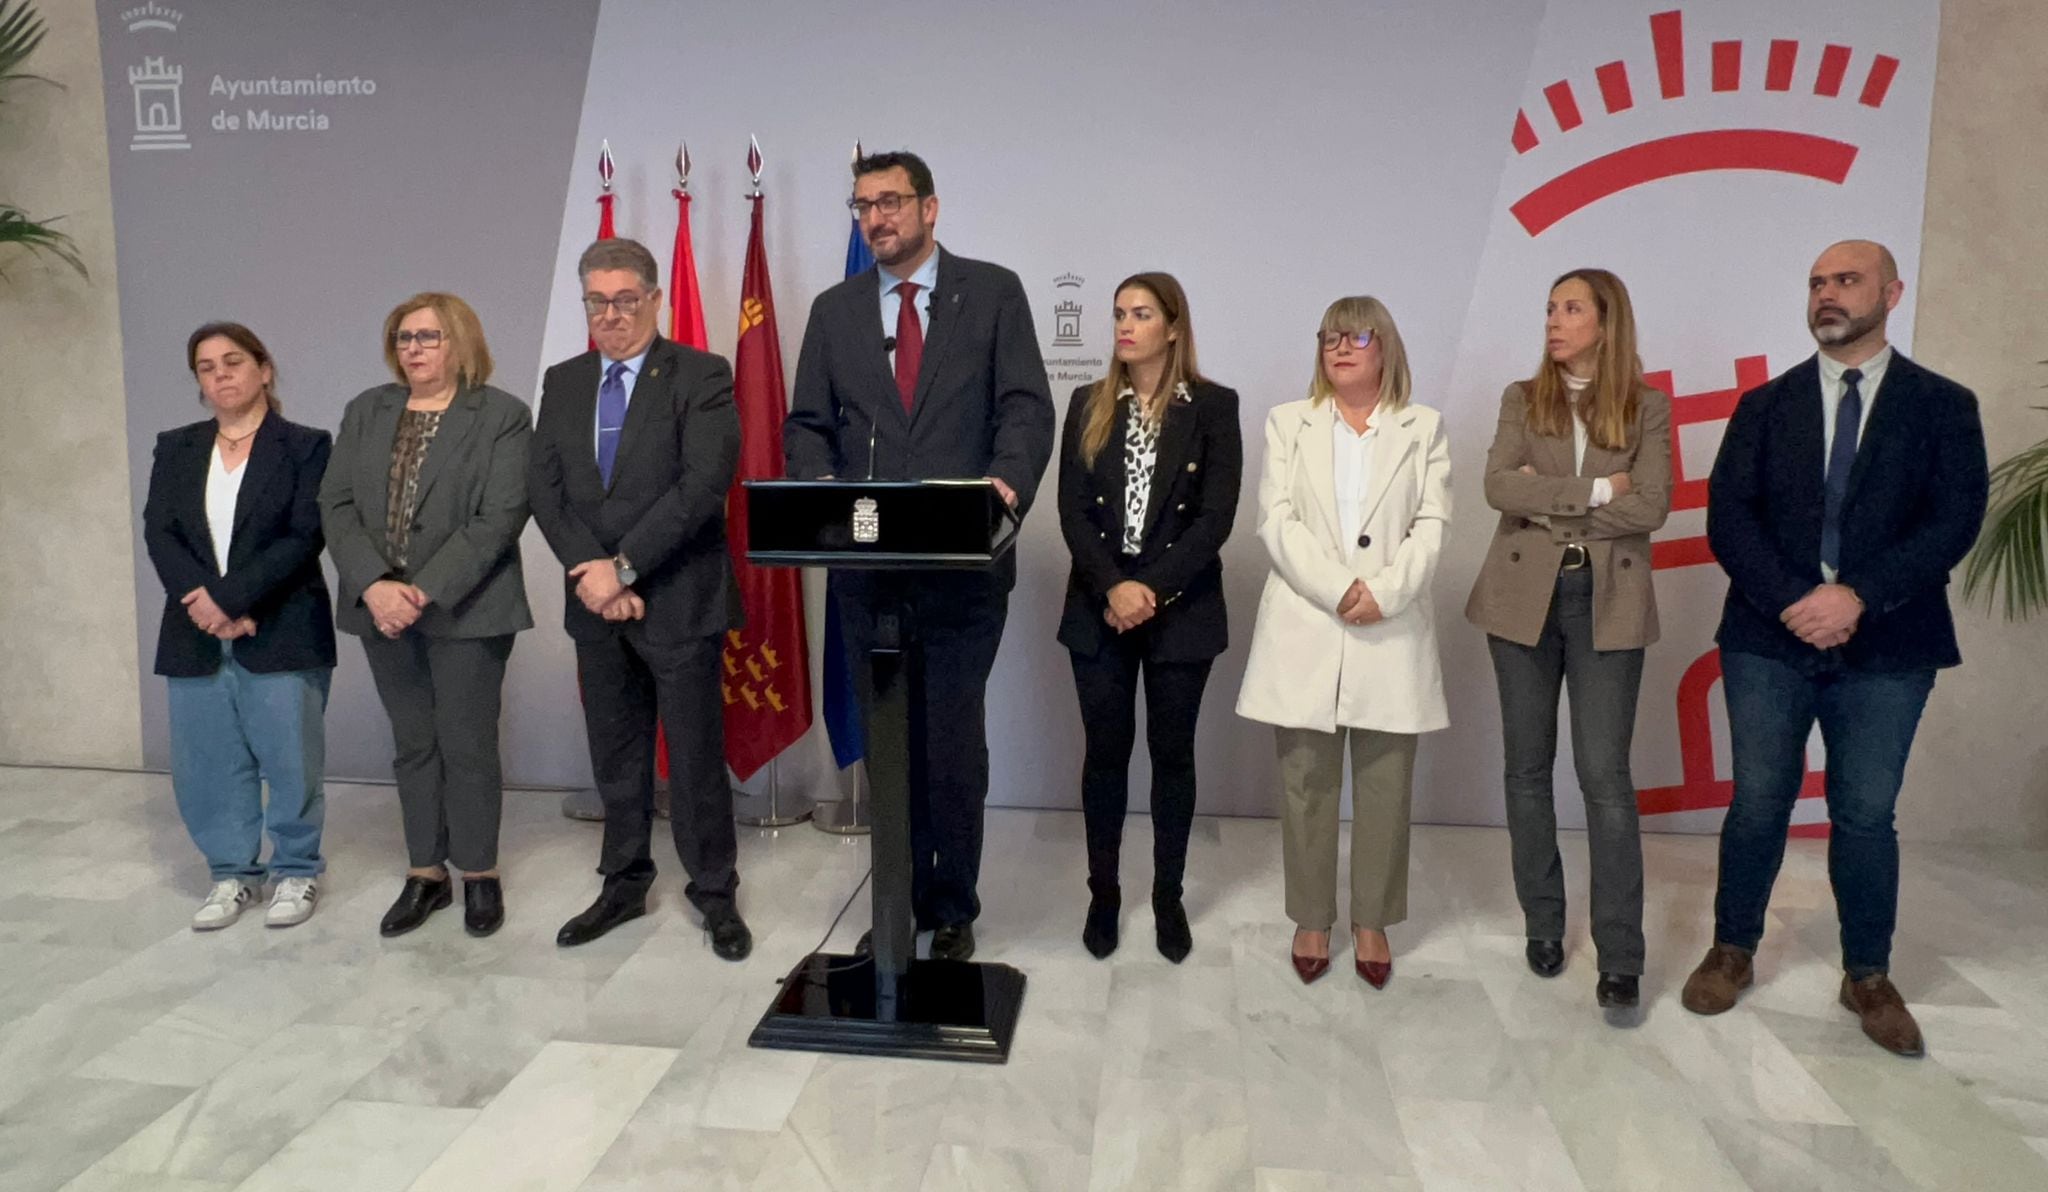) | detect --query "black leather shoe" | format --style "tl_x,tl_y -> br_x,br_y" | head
380,875 -> 452,938
1596,972 -> 1640,1010
1526,938 -> 1565,978
1153,896 -> 1192,964
463,877 -> 504,938
705,904 -> 752,961
1082,891 -> 1120,959
556,887 -> 647,947
931,922 -> 976,961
